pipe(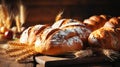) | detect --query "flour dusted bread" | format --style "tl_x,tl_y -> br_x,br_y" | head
18,19 -> 91,55
34,19 -> 91,55
35,23 -> 91,55
35,27 -> 83,55
52,19 -> 91,42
